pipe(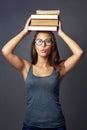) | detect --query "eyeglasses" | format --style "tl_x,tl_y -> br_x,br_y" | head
35,39 -> 52,46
